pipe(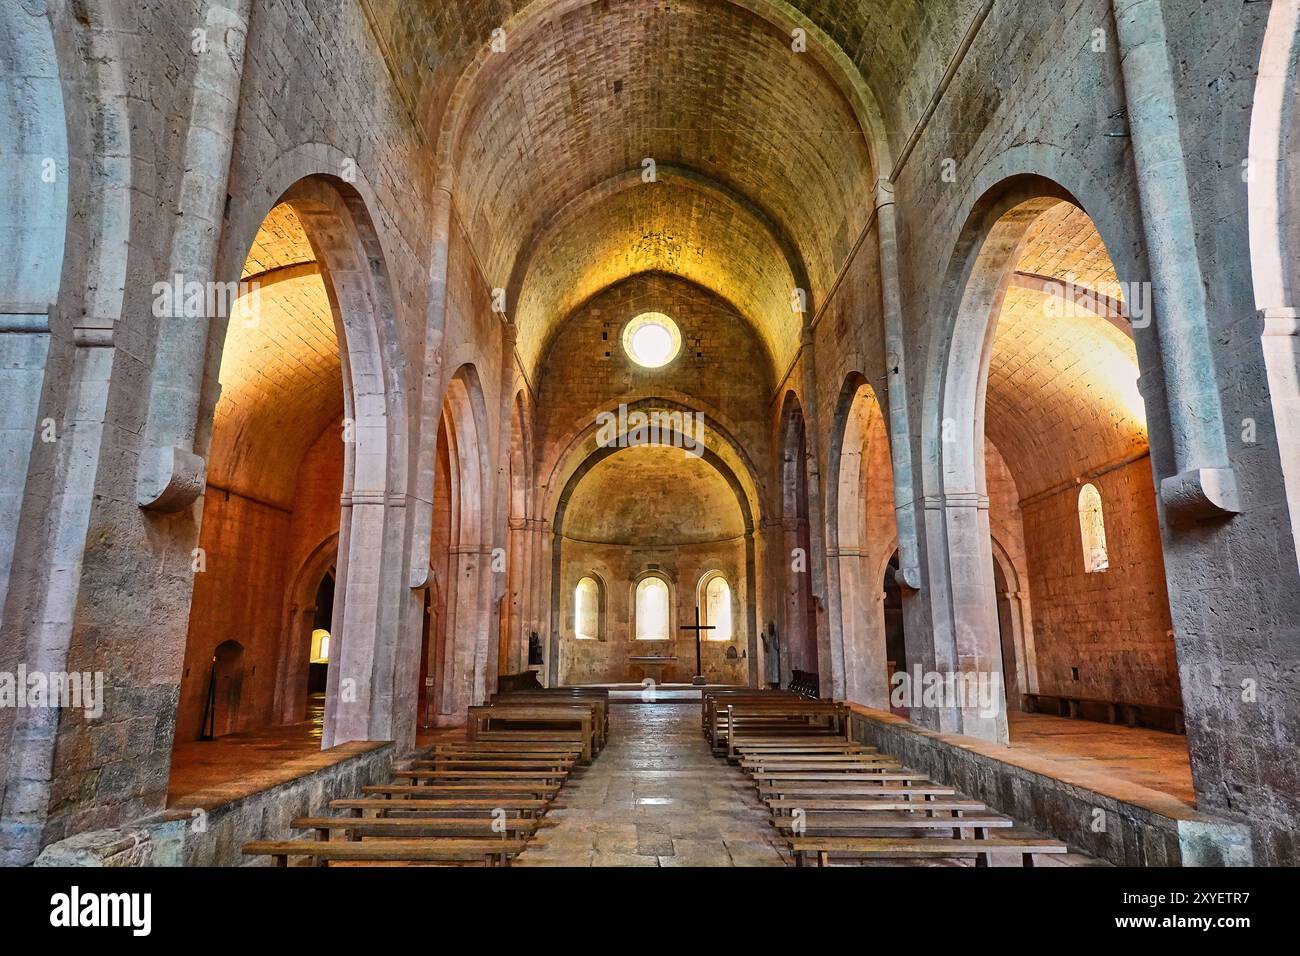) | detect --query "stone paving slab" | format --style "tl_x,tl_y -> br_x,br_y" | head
517,702 -> 786,867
